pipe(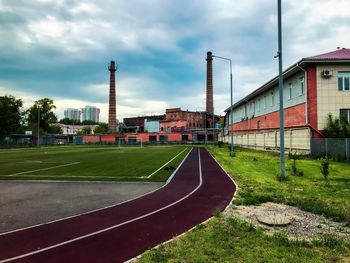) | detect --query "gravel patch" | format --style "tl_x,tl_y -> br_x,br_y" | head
224,202 -> 350,241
